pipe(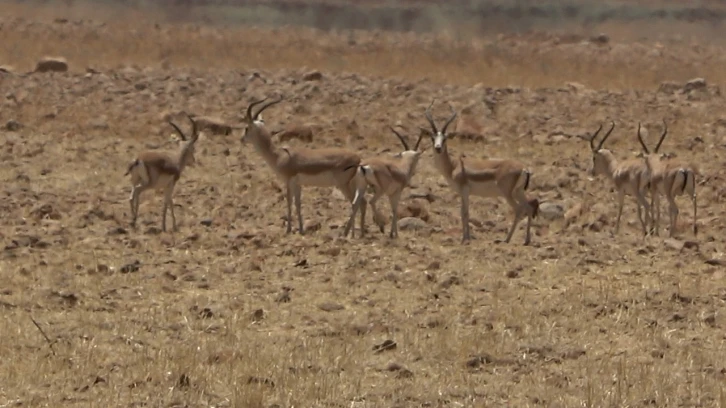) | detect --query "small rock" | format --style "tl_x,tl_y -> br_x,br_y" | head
684,78 -> 707,93
34,56 -> 69,73
397,217 -> 428,231
397,199 -> 429,221
318,302 -> 344,312
5,120 -> 22,131
88,117 -> 109,130
373,339 -> 397,353
302,70 -> 323,81
251,309 -> 265,322
664,238 -> 684,251
276,287 -> 292,303
658,81 -> 681,95
119,260 -> 141,273
200,219 -> 213,227
590,33 -> 609,45
538,202 -> 566,221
